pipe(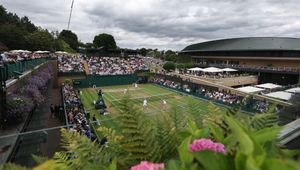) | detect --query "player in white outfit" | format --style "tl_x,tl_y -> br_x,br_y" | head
143,98 -> 148,109
162,99 -> 167,110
